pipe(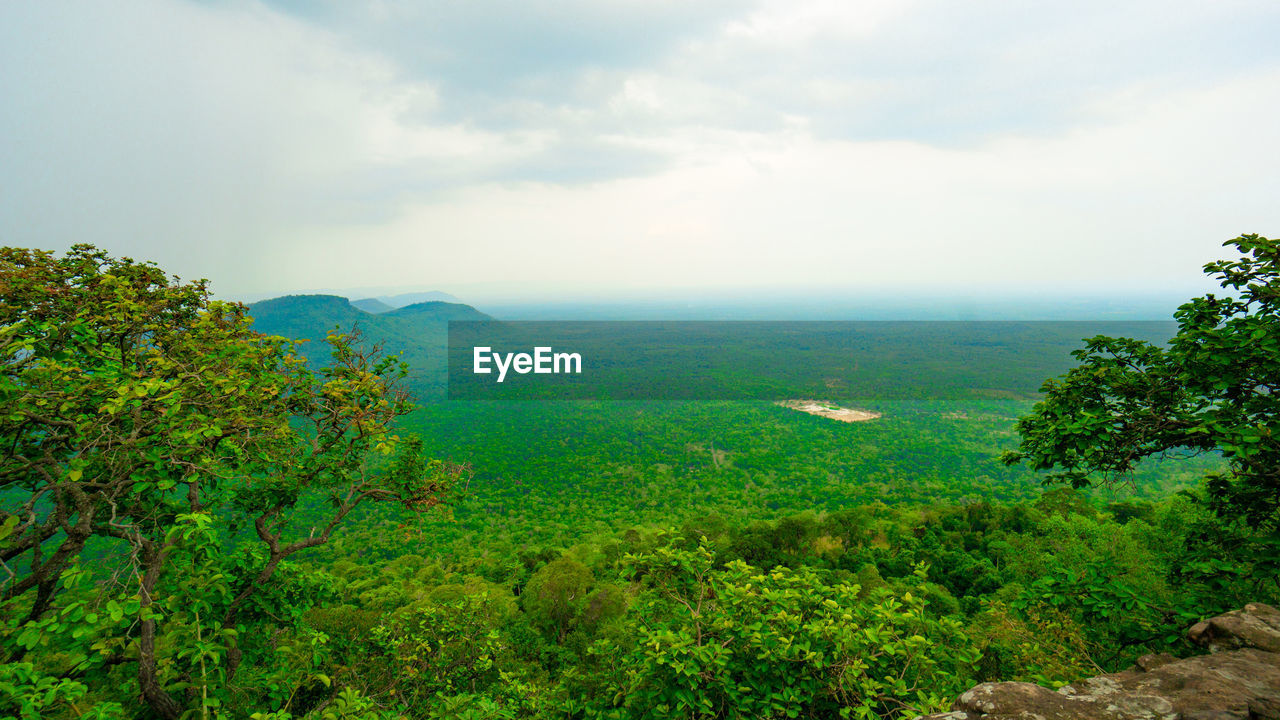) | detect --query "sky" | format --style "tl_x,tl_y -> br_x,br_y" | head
2,0 -> 1279,305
